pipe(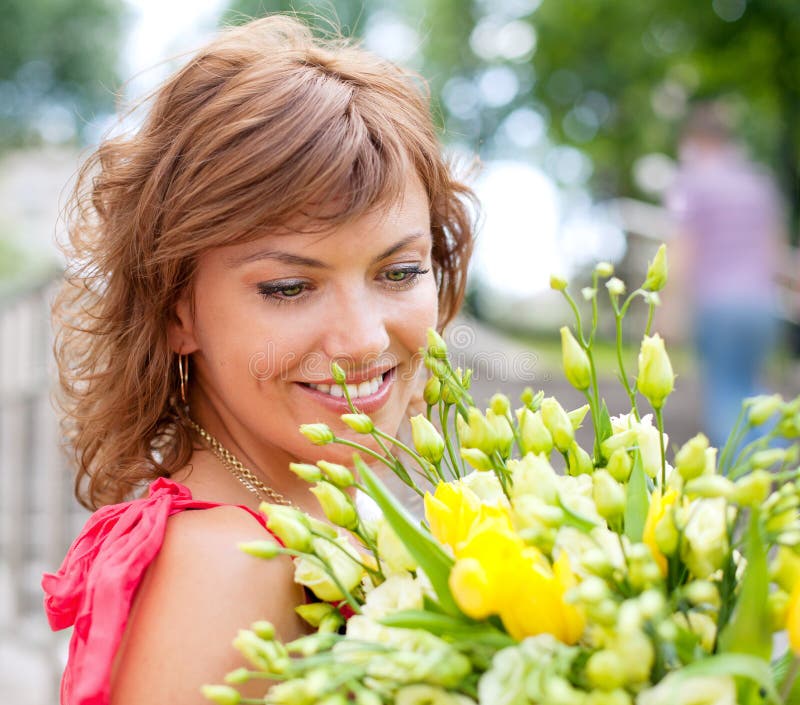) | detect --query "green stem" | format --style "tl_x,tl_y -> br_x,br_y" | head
332,437 -> 425,496
781,649 -> 800,701
614,309 -> 640,421
373,427 -> 433,474
440,404 -> 461,479
654,406 -> 667,490
727,430 -> 779,480
562,289 -> 586,345
278,548 -> 362,614
718,407 -> 749,475
644,301 -> 656,336
590,271 -> 600,344
312,531 -> 383,580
